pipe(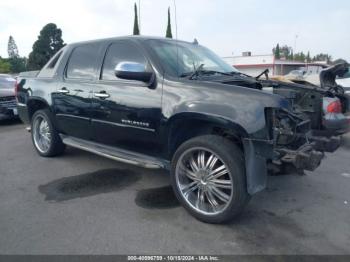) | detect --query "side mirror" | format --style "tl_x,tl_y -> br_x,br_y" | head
115,62 -> 153,83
